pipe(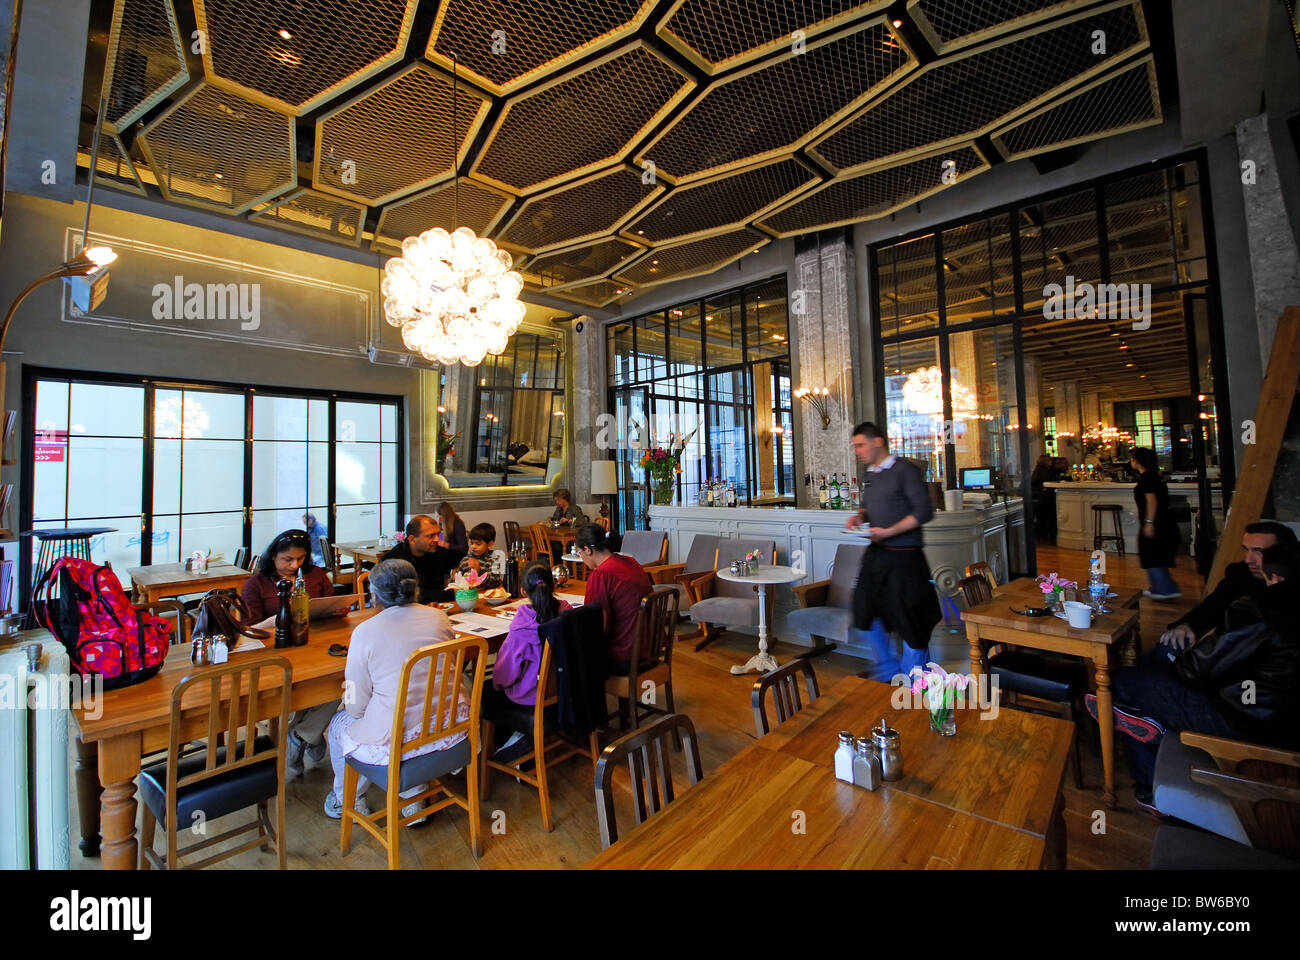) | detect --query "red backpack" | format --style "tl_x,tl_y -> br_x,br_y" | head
32,556 -> 172,689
